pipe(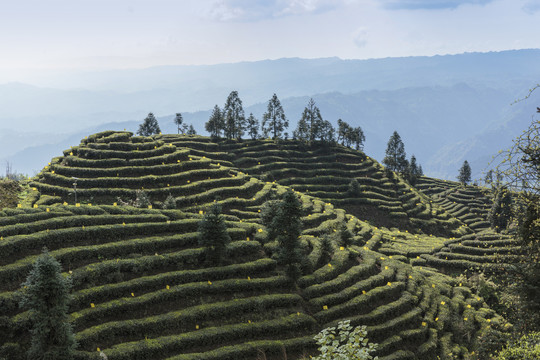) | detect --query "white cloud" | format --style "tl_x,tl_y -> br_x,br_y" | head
207,0 -> 345,22
379,0 -> 495,10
